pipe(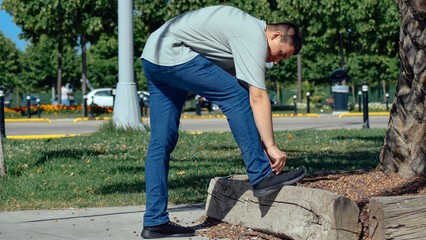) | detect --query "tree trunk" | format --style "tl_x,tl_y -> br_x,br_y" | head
0,135 -> 6,177
81,35 -> 87,113
382,79 -> 387,104
297,54 -> 302,103
380,0 -> 426,178
57,40 -> 63,105
339,33 -> 346,86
